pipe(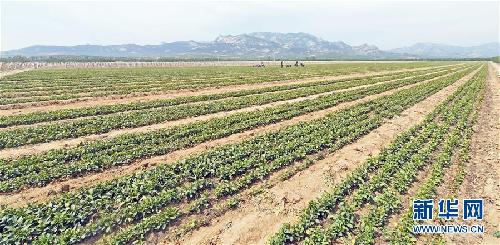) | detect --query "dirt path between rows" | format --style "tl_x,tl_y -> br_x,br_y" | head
0,67 -> 478,211
1,68 -> 455,131
493,62 -> 500,76
0,68 -> 461,158
447,62 -> 500,245
0,64 -> 460,116
176,66 -> 479,245
0,69 -> 30,79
